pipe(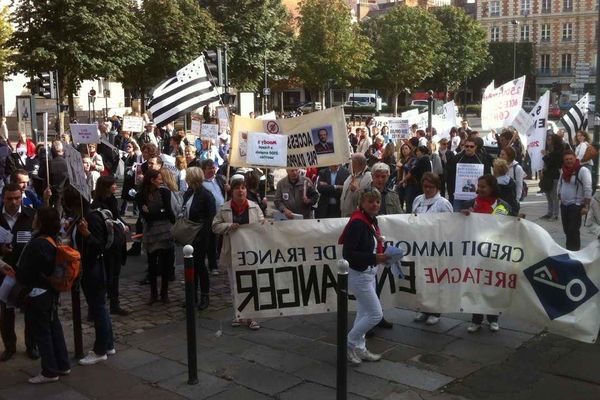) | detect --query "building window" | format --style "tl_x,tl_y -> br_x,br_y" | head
520,0 -> 531,15
491,26 -> 500,42
520,25 -> 530,41
542,0 -> 551,12
490,0 -> 500,16
540,54 -> 551,74
563,0 -> 572,11
562,23 -> 572,41
541,24 -> 550,41
561,54 -> 572,73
